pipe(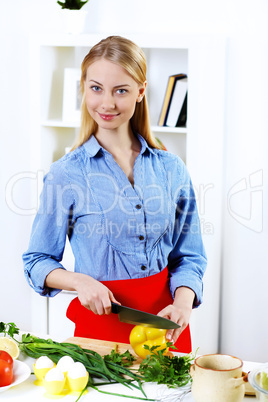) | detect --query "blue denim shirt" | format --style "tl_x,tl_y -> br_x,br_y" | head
23,134 -> 206,305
